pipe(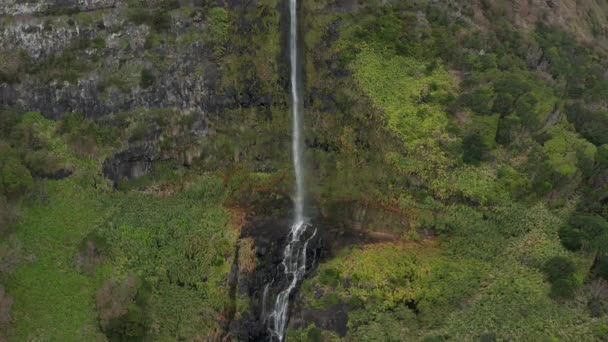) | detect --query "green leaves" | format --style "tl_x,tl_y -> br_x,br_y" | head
0,144 -> 33,199
543,256 -> 579,299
